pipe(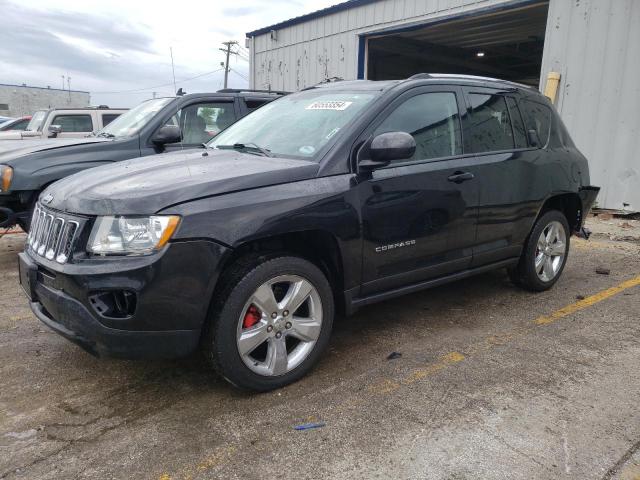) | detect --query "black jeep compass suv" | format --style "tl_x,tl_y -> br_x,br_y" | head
19,74 -> 599,391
